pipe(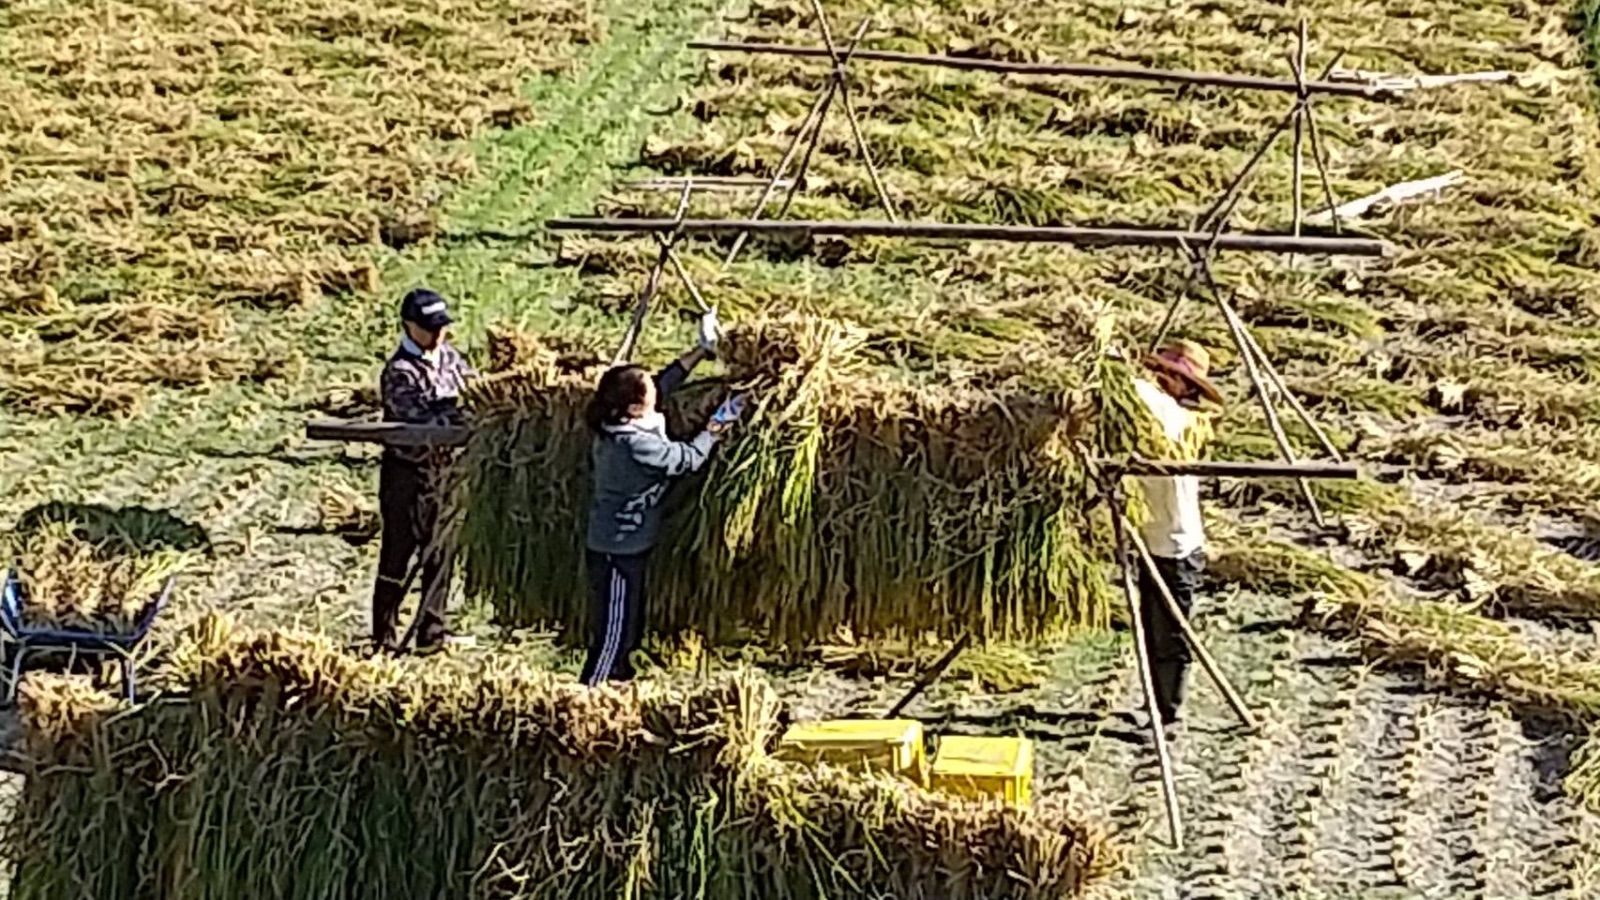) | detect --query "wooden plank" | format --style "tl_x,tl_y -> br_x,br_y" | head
689,39 -> 1394,99
305,419 -> 470,447
621,176 -> 797,192
1305,170 -> 1464,225
546,217 -> 1393,257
